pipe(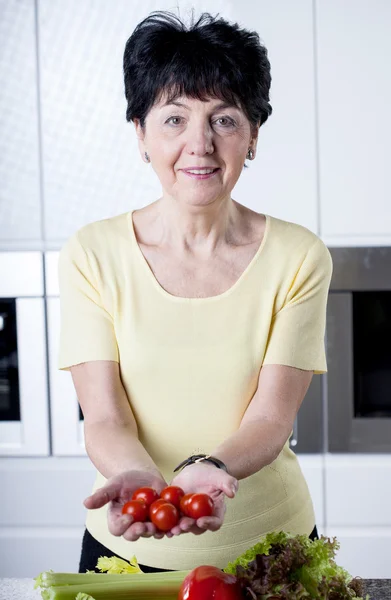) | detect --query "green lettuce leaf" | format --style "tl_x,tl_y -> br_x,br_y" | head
224,531 -> 369,599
